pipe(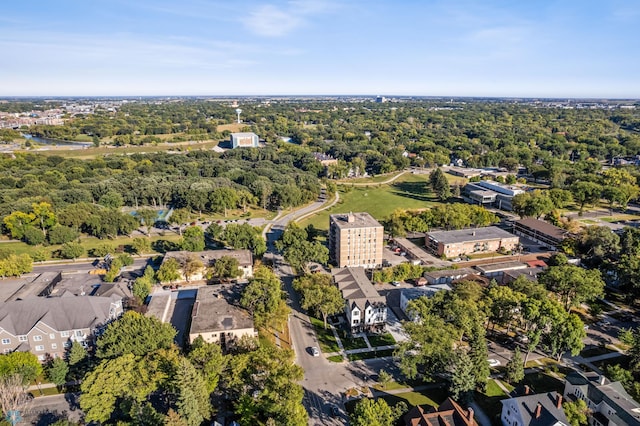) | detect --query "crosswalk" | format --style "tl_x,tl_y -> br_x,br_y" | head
303,389 -> 344,425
